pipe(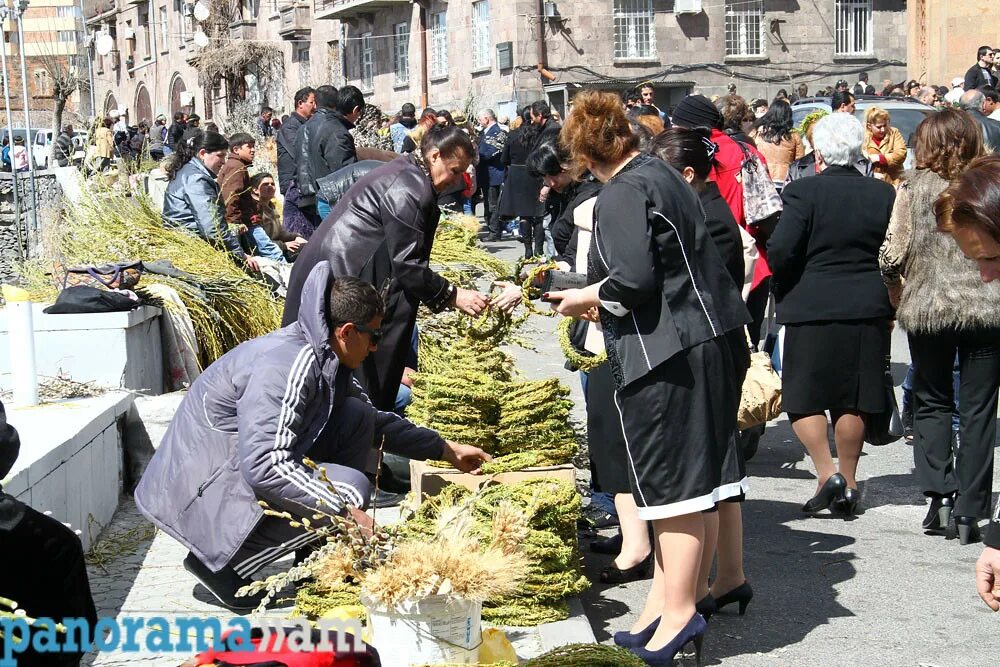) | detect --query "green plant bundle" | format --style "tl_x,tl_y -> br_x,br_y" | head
401,480 -> 588,626
431,215 -> 512,282
293,580 -> 364,620
17,188 -> 282,367
523,643 -> 649,667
